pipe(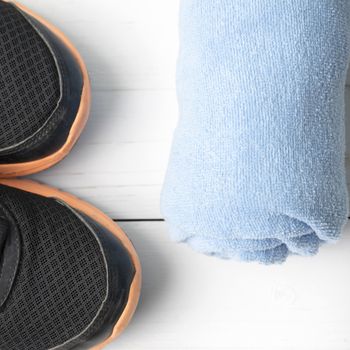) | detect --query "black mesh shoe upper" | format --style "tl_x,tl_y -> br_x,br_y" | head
0,185 -> 135,350
0,2 -> 60,149
0,1 -> 84,163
